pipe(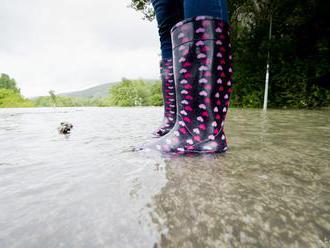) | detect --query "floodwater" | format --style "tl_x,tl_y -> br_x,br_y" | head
0,107 -> 329,248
